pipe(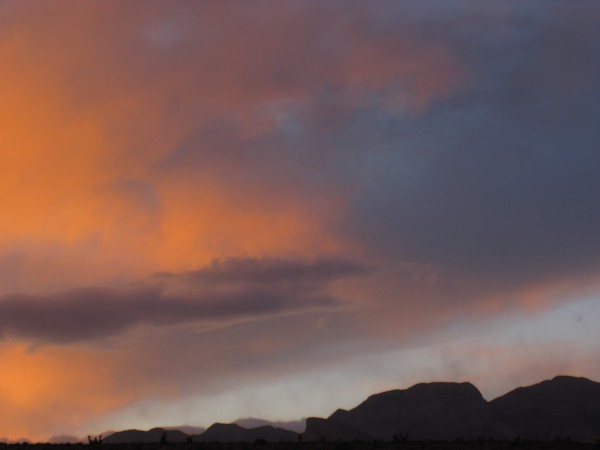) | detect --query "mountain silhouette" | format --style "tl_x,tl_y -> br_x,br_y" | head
163,425 -> 206,435
303,417 -> 371,441
103,428 -> 188,444
305,376 -> 600,442
490,375 -> 600,441
95,375 -> 600,443
193,423 -> 298,443
312,382 -> 493,441
234,418 -> 305,433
